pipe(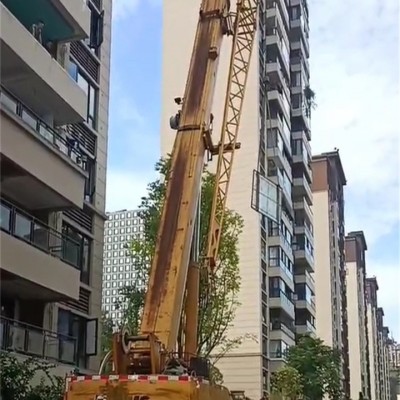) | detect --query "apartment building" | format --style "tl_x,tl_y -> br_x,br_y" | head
377,309 -> 392,400
366,277 -> 380,400
345,231 -> 371,400
102,209 -> 144,320
161,0 -> 312,397
0,0 -> 111,374
311,150 -> 350,397
388,339 -> 400,370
